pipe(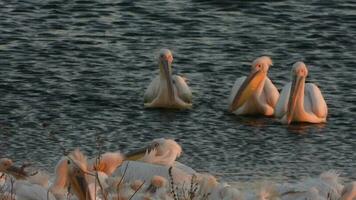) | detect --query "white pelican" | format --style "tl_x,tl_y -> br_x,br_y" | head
144,49 -> 192,109
275,61 -> 328,124
275,171 -> 343,200
0,158 -> 56,200
228,56 -> 279,116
